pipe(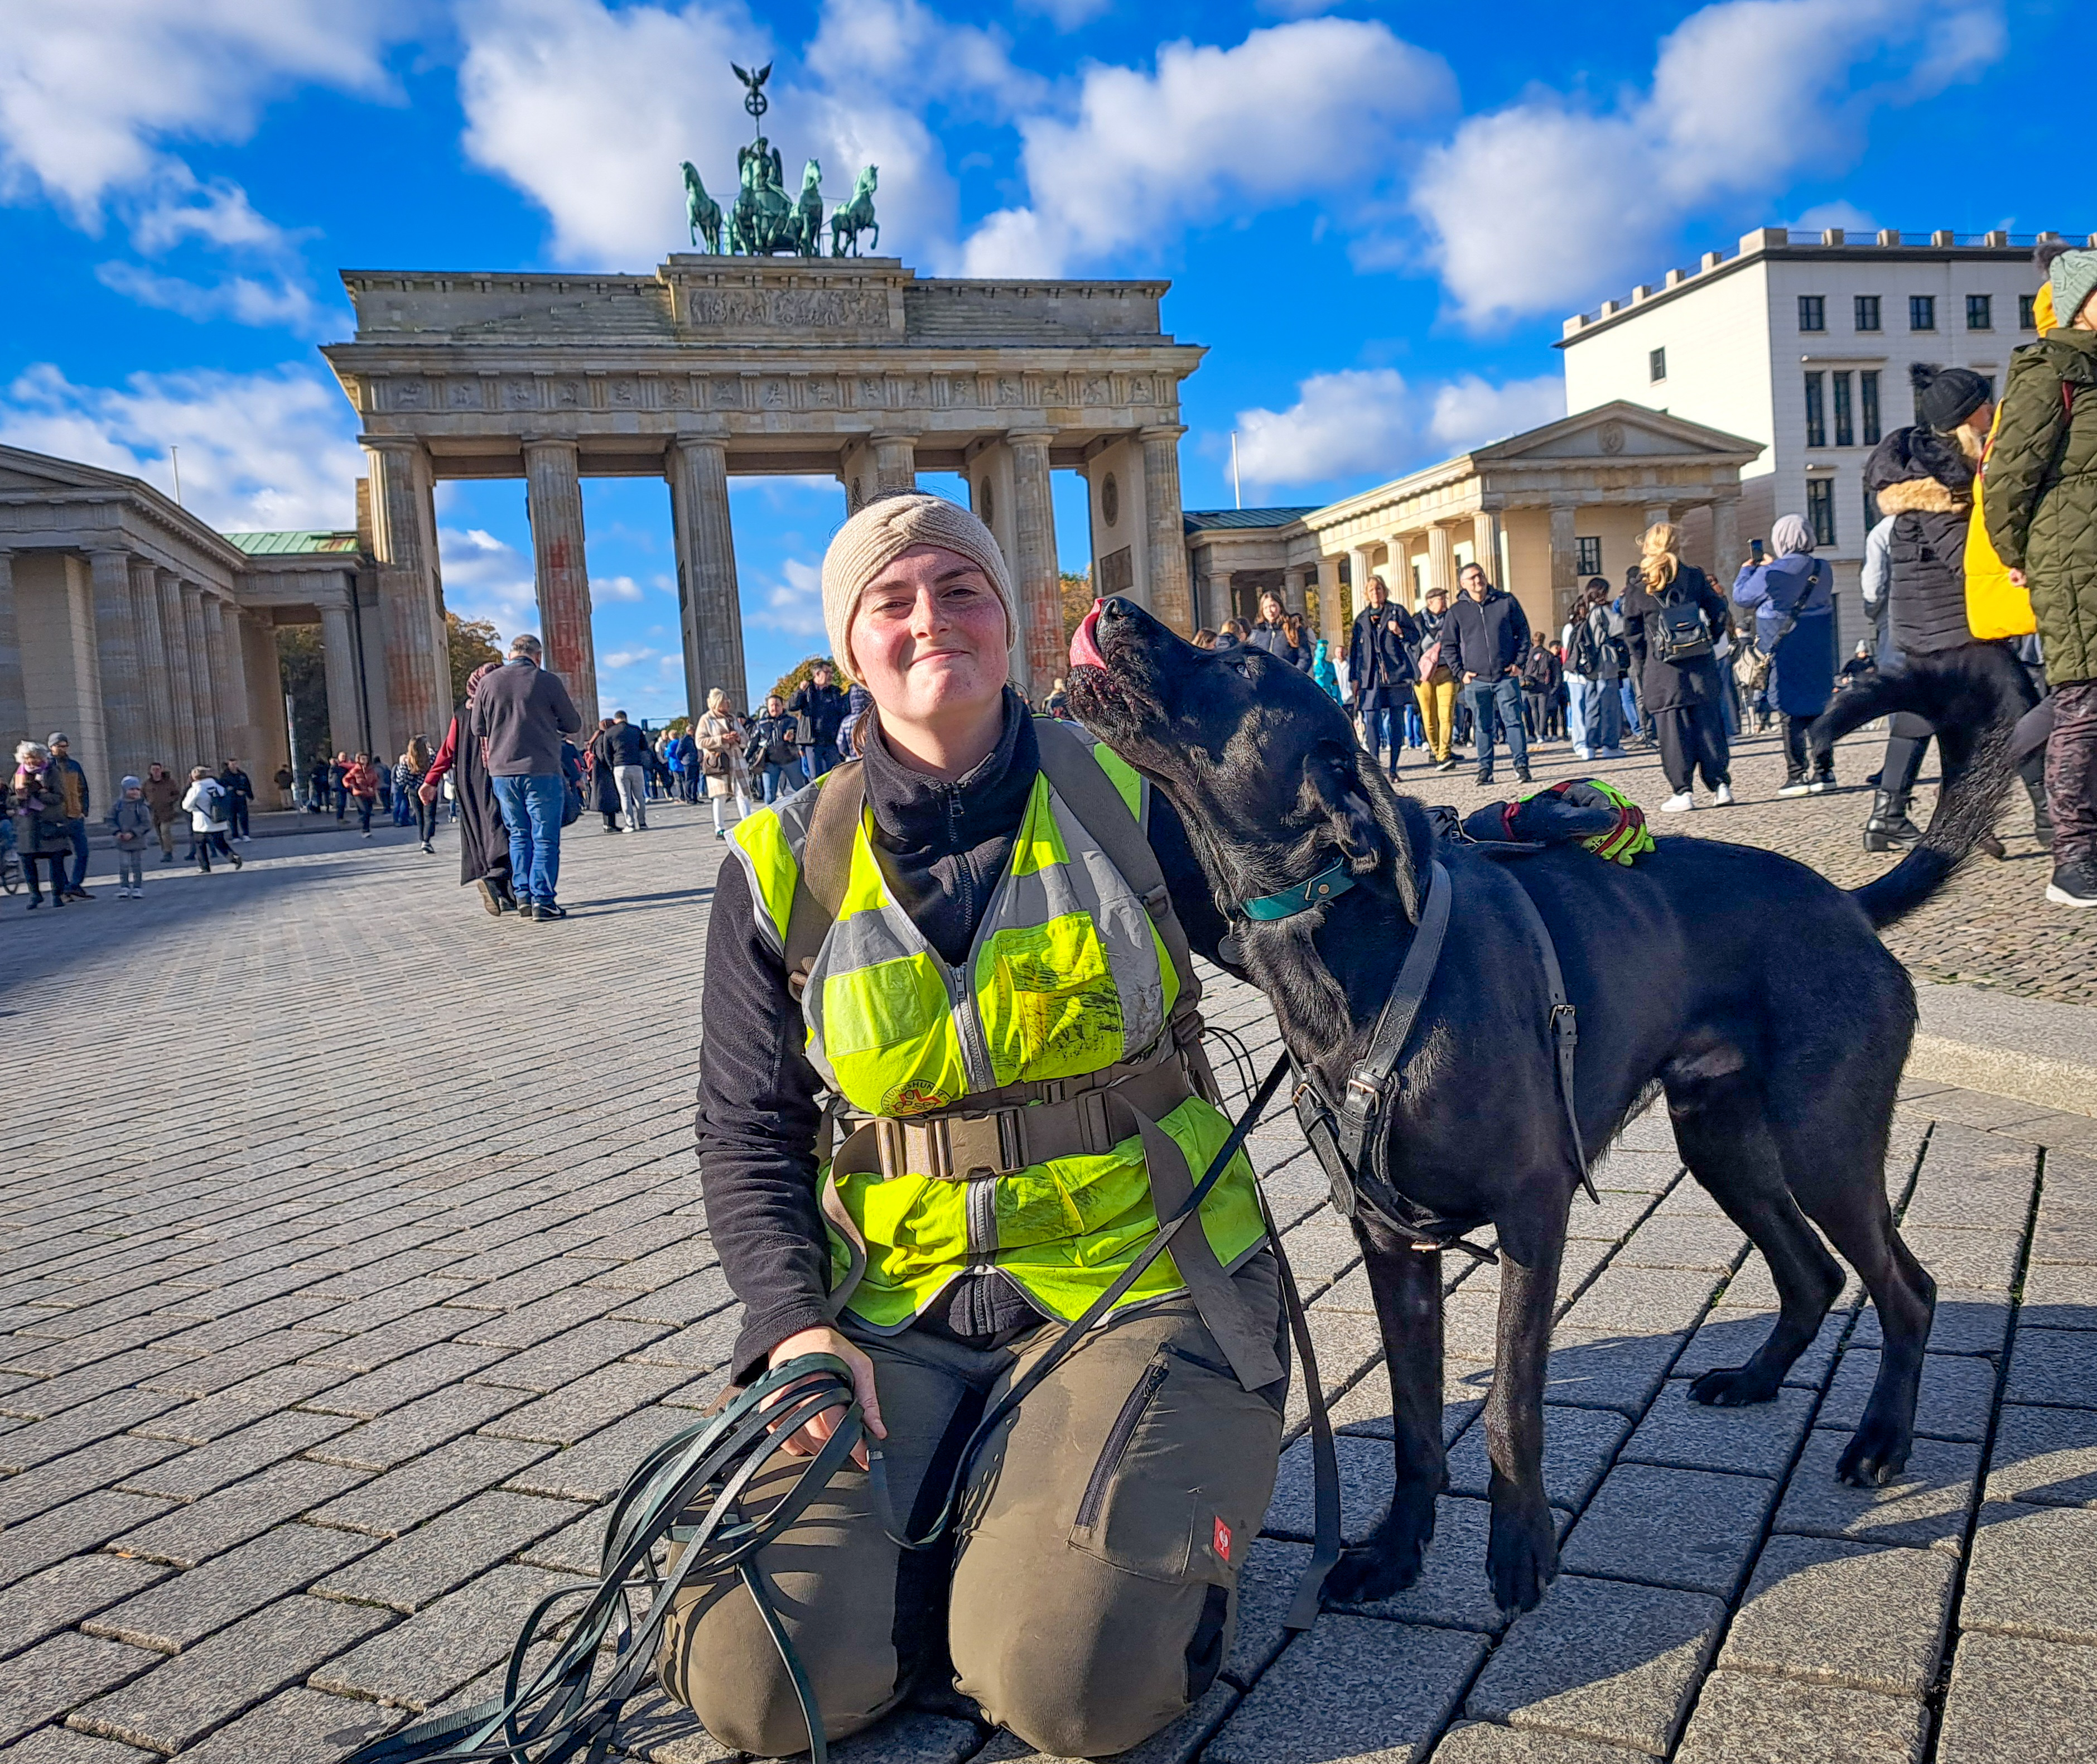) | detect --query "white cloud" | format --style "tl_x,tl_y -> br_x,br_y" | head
749,557 -> 827,635
457,0 -> 760,267
602,646 -> 663,669
438,526 -> 536,641
94,262 -> 333,335
1410,0 -> 2006,326
129,172 -> 302,256
593,573 -> 645,603
960,19 -> 1454,276
0,1 -> 411,223
0,361 -> 364,532
1235,369 -> 1412,489
1232,368 -> 1567,491
1015,0 -> 1112,26
1787,199 -> 1877,235
1427,374 -> 1566,453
